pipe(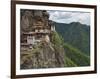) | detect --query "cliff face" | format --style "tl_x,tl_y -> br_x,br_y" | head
20,10 -> 66,69
21,11 -> 33,32
21,42 -> 65,69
